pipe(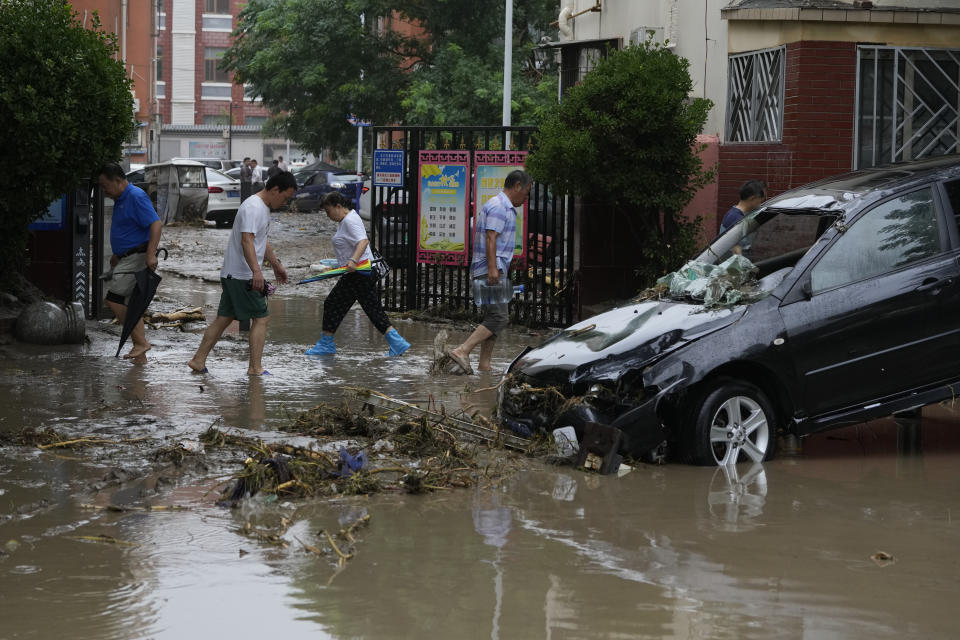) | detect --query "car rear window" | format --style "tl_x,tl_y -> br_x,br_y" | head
178,166 -> 205,188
